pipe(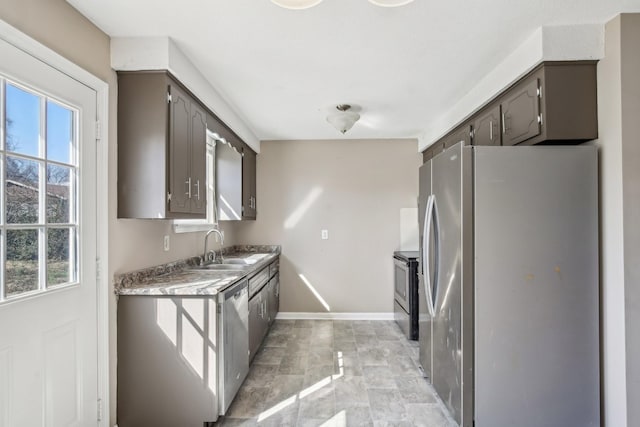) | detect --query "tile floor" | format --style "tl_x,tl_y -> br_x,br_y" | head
216,319 -> 457,426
